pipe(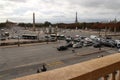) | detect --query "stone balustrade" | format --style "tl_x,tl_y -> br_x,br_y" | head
14,53 -> 120,80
